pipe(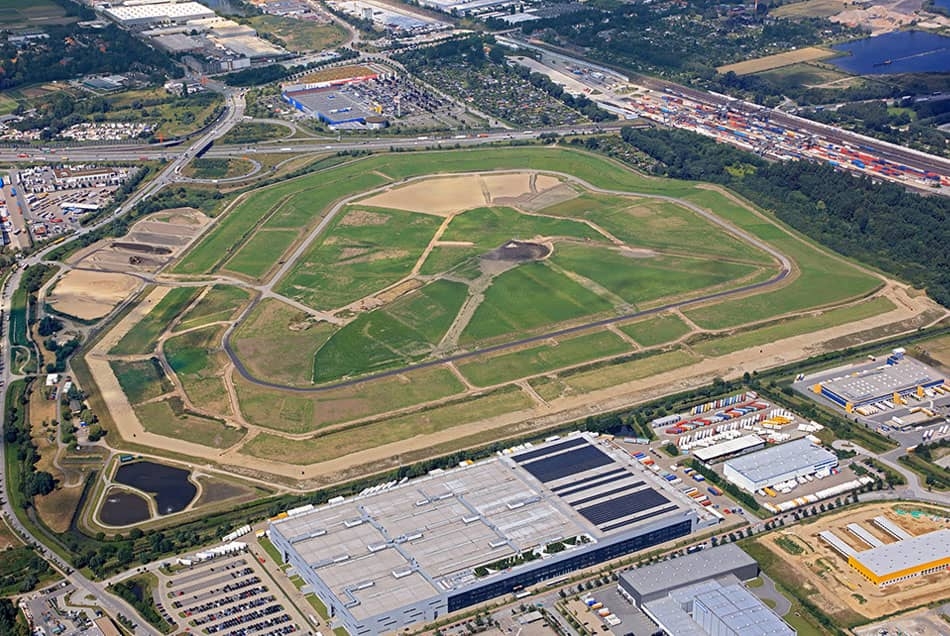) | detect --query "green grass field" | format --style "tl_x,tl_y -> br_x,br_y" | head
555,347 -> 699,394
549,244 -> 763,309
619,313 -> 692,347
312,280 -> 468,382
461,263 -> 614,343
110,288 -> 202,356
440,205 -> 602,247
165,326 -> 232,415
175,285 -> 250,331
231,299 -> 337,386
234,365 -> 464,433
457,330 -> 633,387
277,206 -> 441,310
110,359 -> 172,405
134,398 -> 243,449
241,387 -> 533,464
247,15 -> 346,53
681,189 -> 881,329
222,229 -> 299,279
